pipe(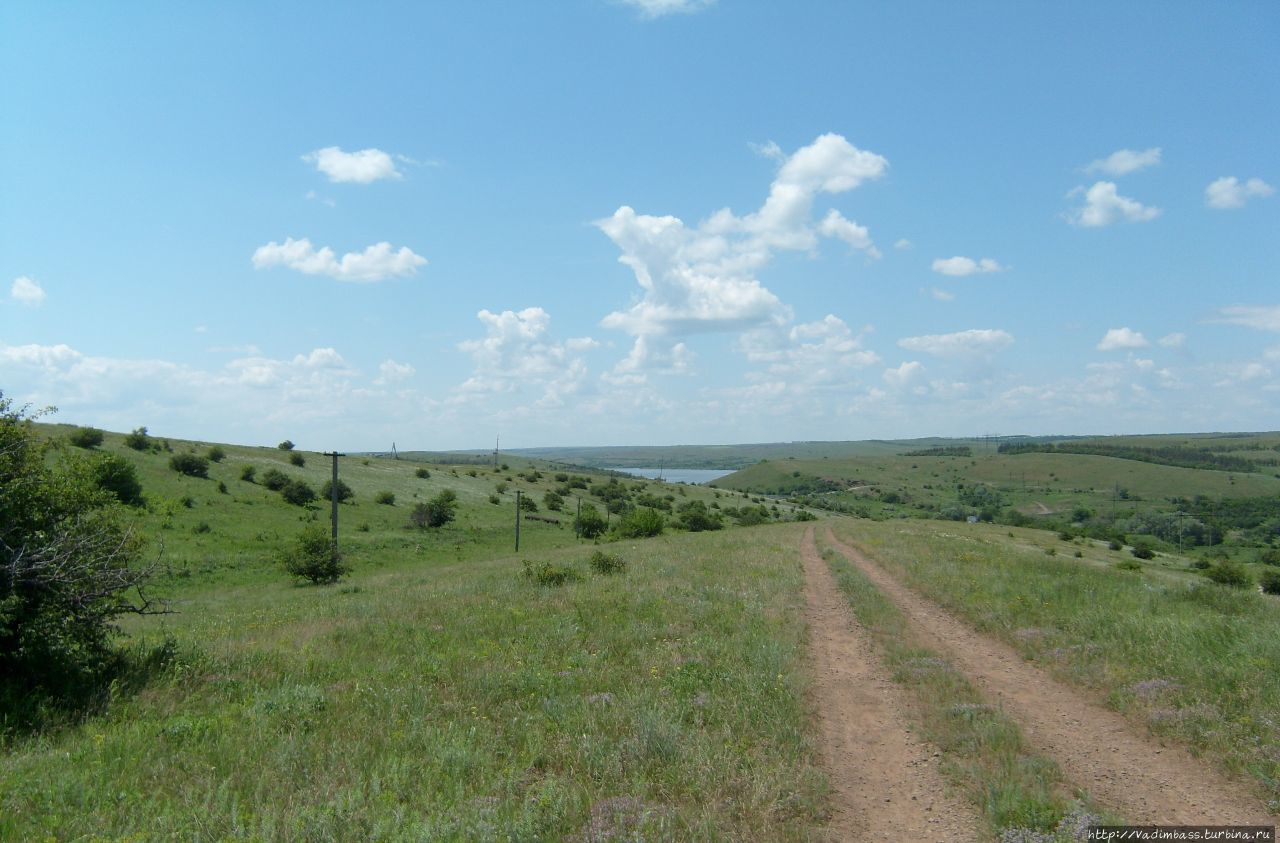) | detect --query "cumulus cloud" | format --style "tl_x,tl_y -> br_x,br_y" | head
617,0 -> 715,18
1096,327 -> 1150,351
456,308 -> 597,403
1066,181 -> 1161,227
1205,176 -> 1274,210
930,256 -> 1004,276
1212,305 -> 1280,332
1158,332 -> 1187,349
597,133 -> 887,370
10,276 -> 45,306
252,237 -> 426,283
897,328 -> 1013,358
1084,147 -> 1162,176
883,360 -> 925,387
303,146 -> 401,183
740,315 -> 880,383
375,359 -> 415,384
